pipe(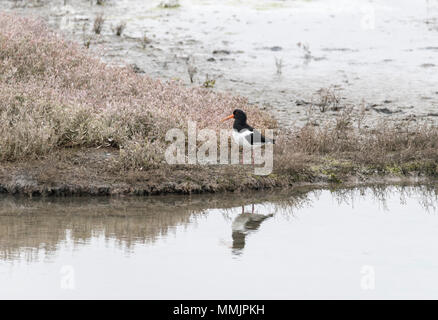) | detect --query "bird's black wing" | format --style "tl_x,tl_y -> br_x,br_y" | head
250,128 -> 274,145
240,124 -> 274,145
